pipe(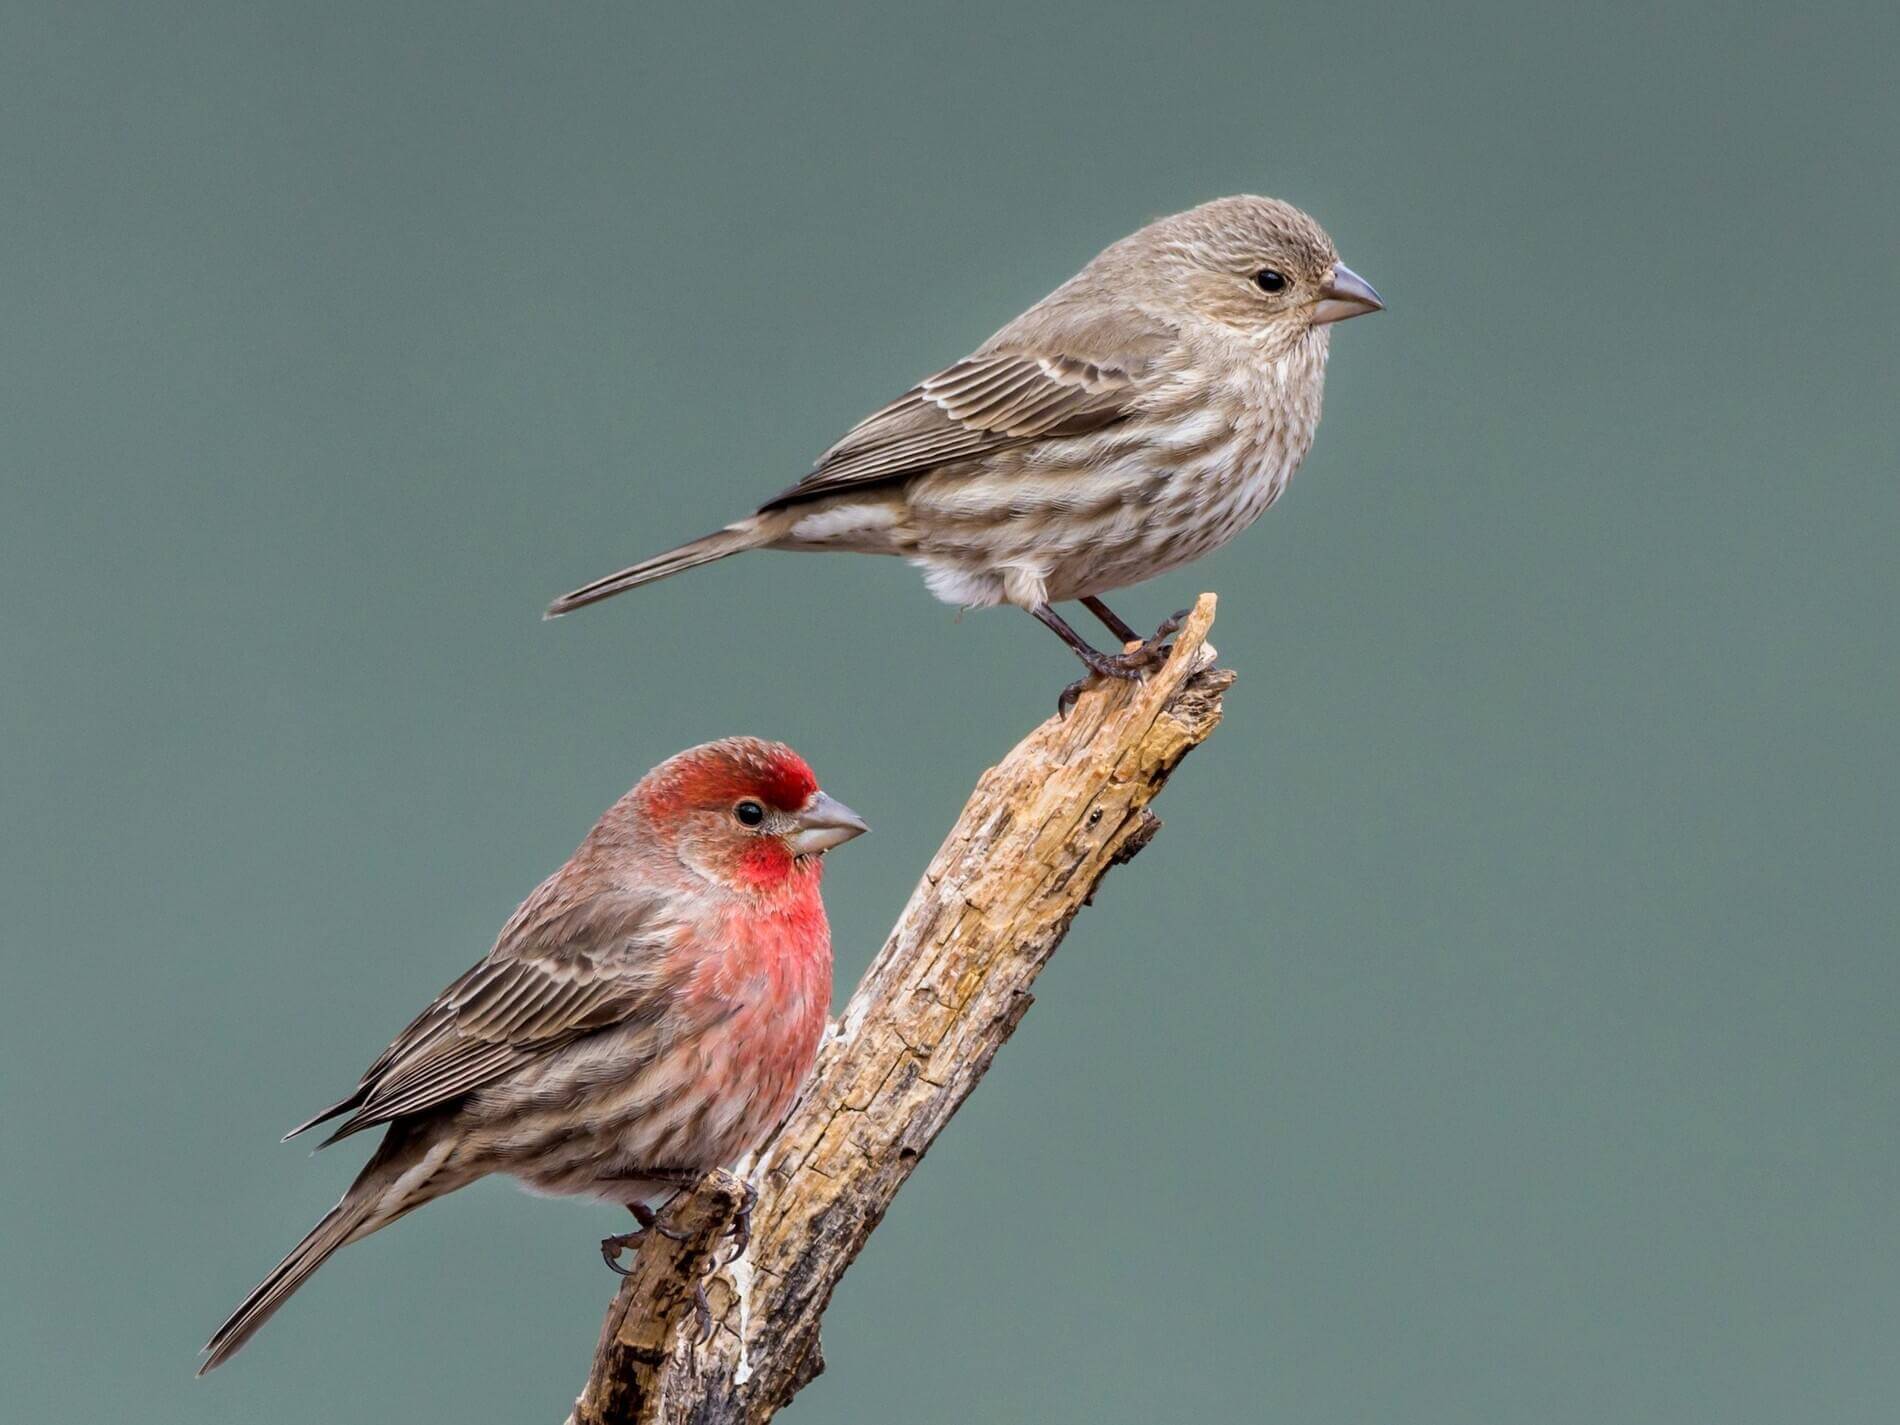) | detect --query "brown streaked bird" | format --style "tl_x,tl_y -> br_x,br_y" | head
547,195 -> 1382,707
199,738 -> 866,1373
